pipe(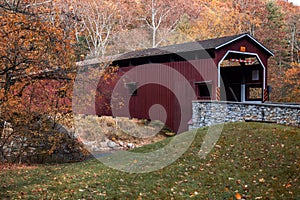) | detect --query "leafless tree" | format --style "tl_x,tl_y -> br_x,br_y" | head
141,0 -> 181,48
73,0 -> 121,58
